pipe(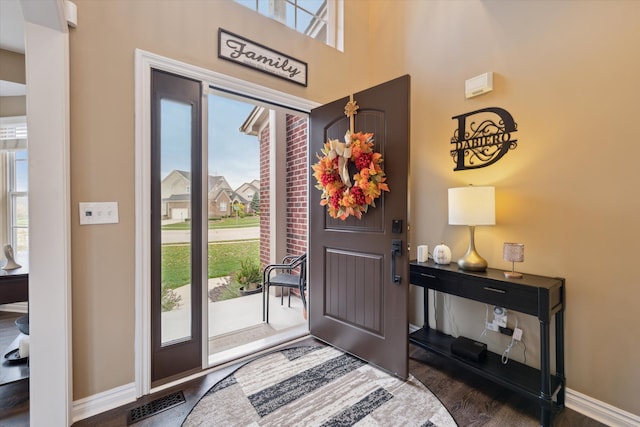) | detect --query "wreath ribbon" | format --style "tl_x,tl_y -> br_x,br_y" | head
328,132 -> 353,188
